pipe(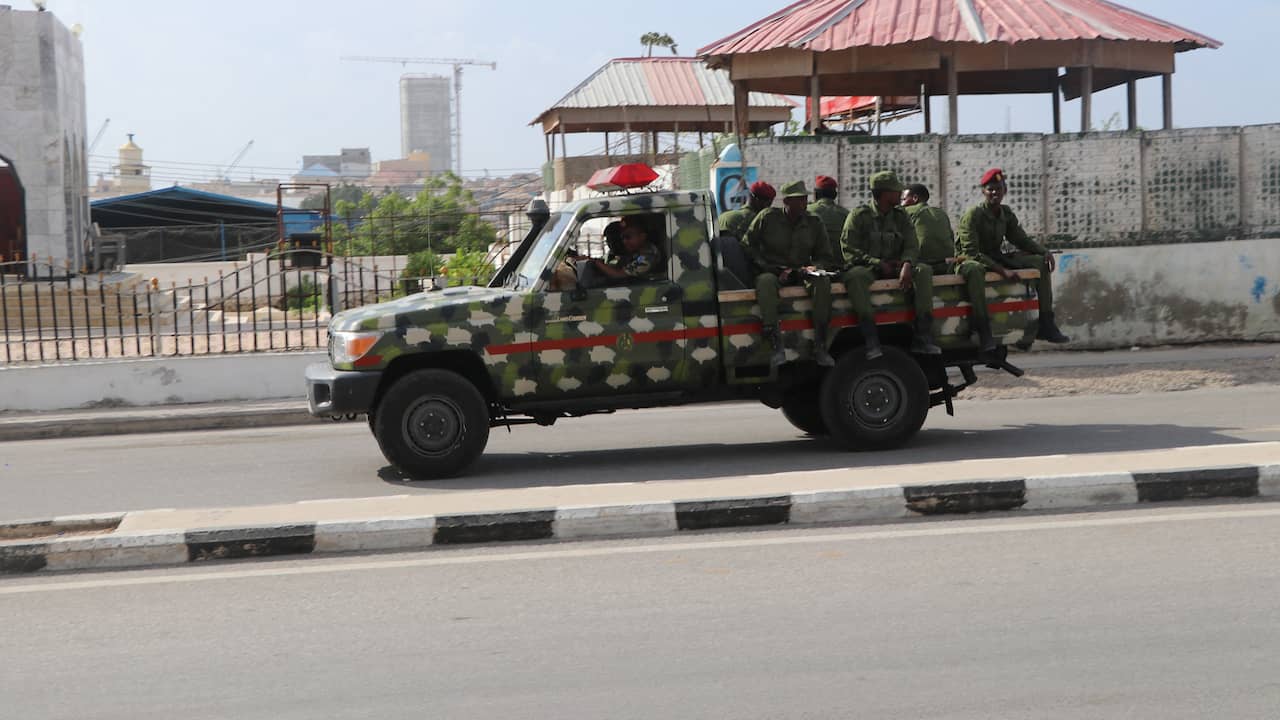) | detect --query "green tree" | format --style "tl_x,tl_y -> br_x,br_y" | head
333,174 -> 498,258
403,249 -> 442,278
442,248 -> 496,286
640,32 -> 678,57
